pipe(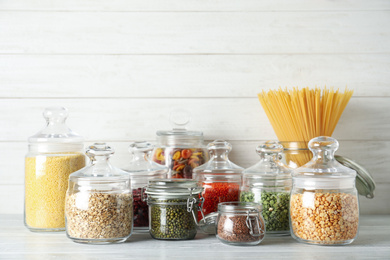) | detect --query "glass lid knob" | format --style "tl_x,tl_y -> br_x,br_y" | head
86,143 -> 114,161
169,109 -> 191,130
256,141 -> 283,154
